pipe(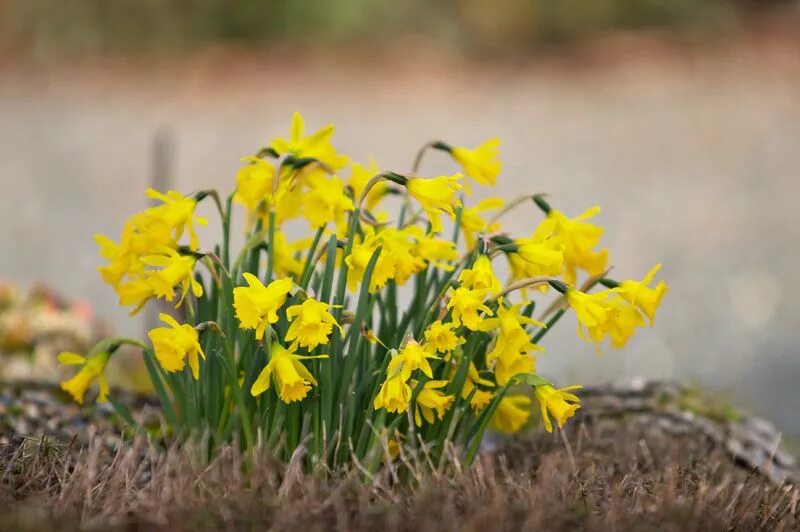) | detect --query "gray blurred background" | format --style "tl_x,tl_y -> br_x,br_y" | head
1,1 -> 799,435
